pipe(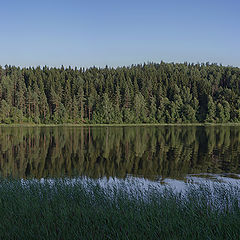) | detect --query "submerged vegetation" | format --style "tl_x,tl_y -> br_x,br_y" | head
0,62 -> 240,124
0,126 -> 240,179
0,178 -> 239,239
